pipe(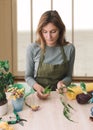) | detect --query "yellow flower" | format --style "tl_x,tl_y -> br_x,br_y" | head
7,86 -> 25,100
